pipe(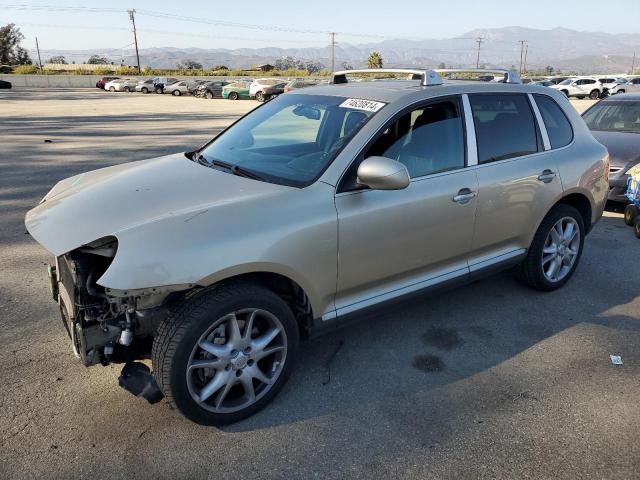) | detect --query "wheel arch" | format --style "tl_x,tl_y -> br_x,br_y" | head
555,192 -> 593,234
198,270 -> 316,339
